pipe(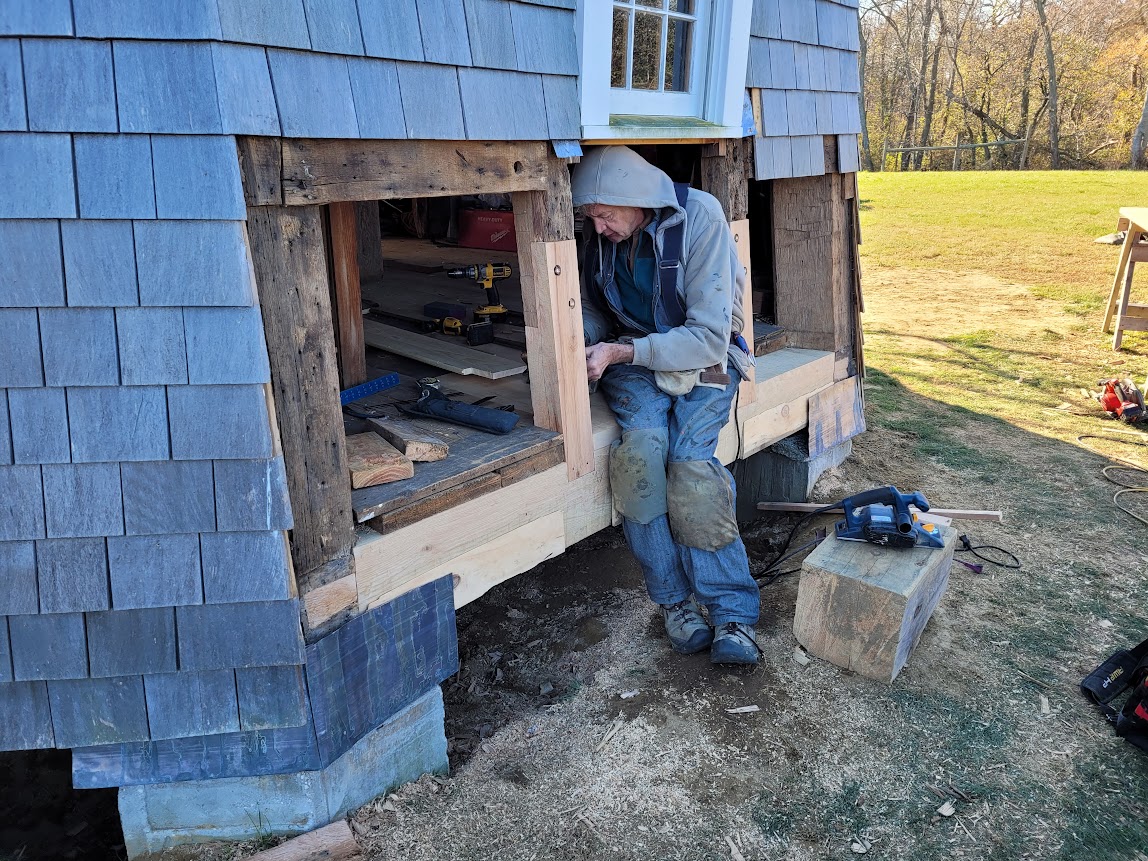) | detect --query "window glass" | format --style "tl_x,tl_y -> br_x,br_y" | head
631,11 -> 663,90
665,17 -> 692,91
611,7 -> 630,88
